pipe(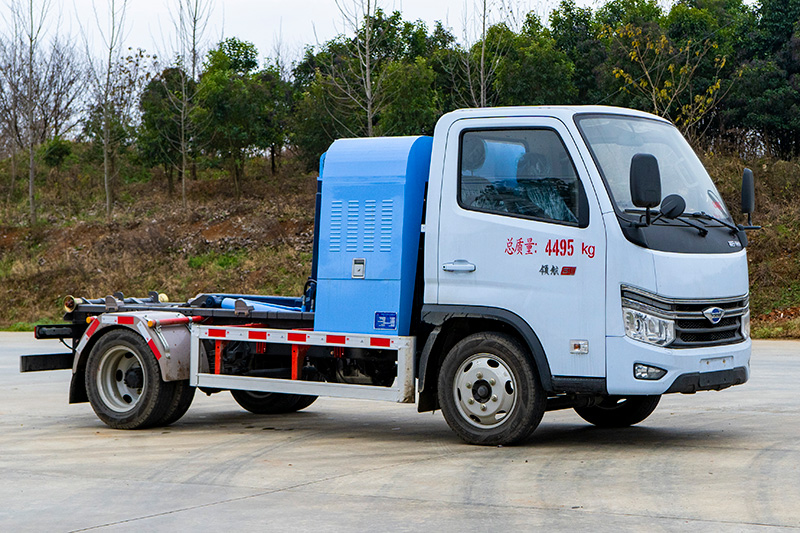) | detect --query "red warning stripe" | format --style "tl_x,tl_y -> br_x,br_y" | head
147,338 -> 162,360
370,337 -> 391,348
117,316 -> 134,325
85,318 -> 99,338
208,329 -> 227,338
248,330 -> 268,341
287,332 -> 307,343
326,335 -> 346,344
